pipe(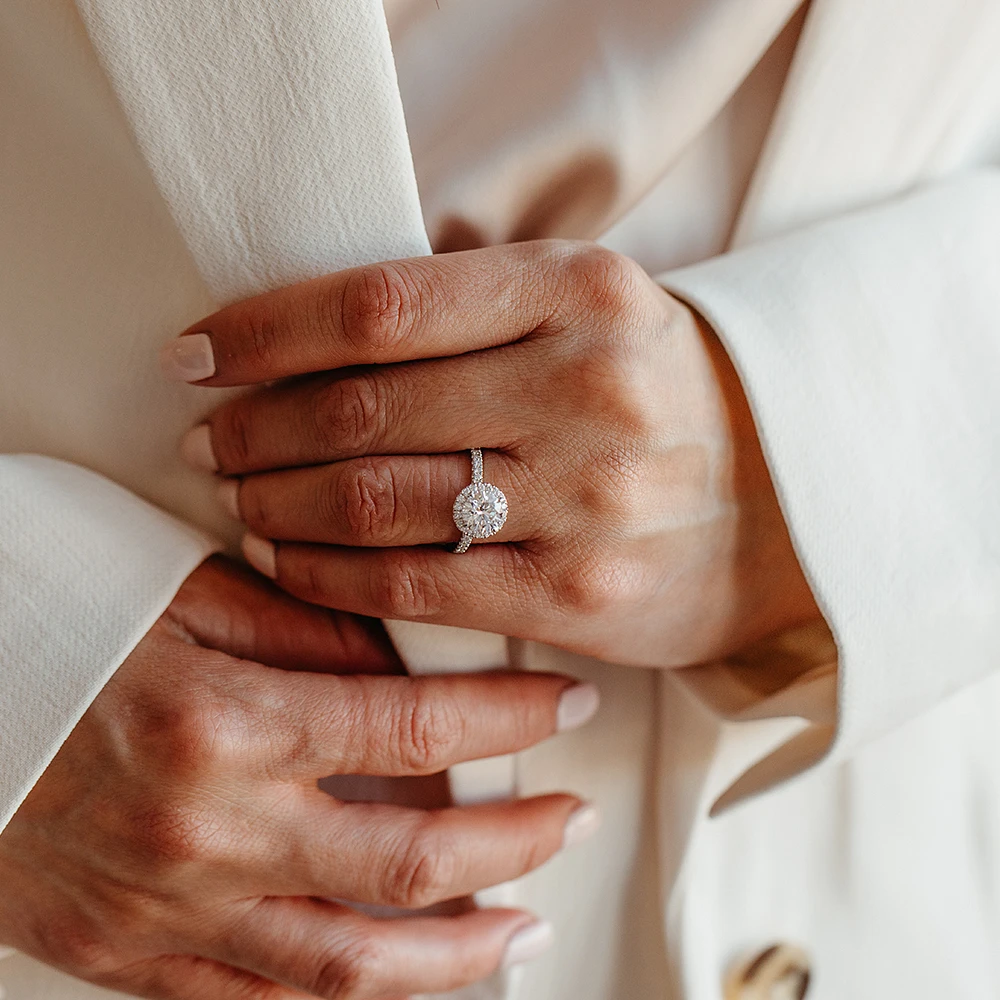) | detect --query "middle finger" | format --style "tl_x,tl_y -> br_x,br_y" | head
260,791 -> 589,907
196,352 -> 524,476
